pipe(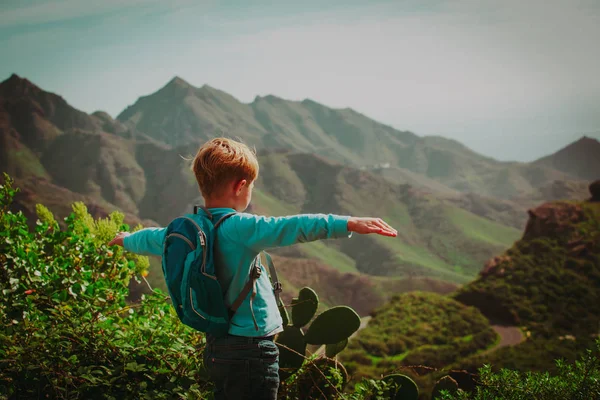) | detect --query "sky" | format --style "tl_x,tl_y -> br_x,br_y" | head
1,0 -> 599,162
